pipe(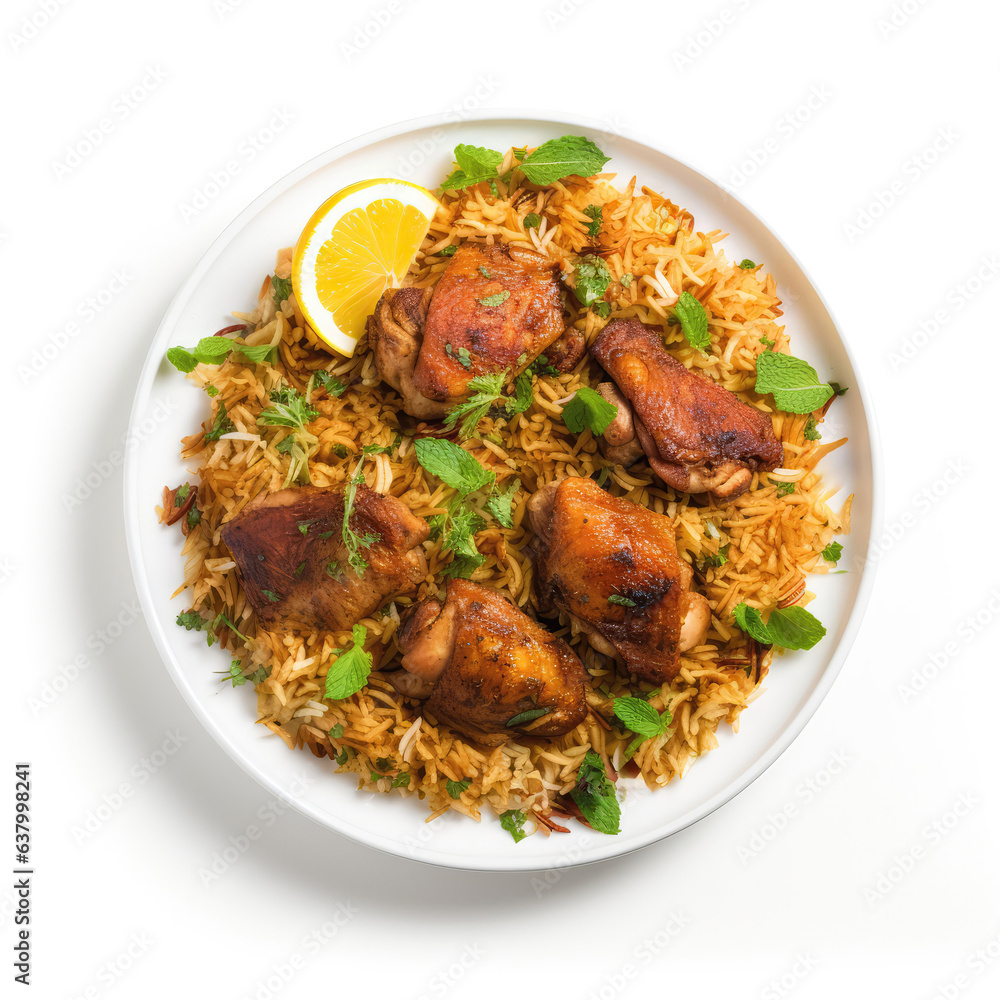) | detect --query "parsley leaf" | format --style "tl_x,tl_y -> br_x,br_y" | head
499,809 -> 528,843
441,143 -> 503,191
313,370 -> 348,398
732,602 -> 827,650
702,543 -> 729,569
562,386 -> 618,436
755,352 -> 835,414
519,135 -> 611,185
271,274 -> 292,305
439,506 -> 487,579
414,438 -> 495,494
342,461 -> 381,576
446,778 -> 471,799
484,478 -> 520,528
323,624 -> 373,700
571,254 -> 612,308
203,400 -> 235,442
673,291 -> 710,352
258,386 -> 319,429
613,697 -> 673,758
258,385 -> 319,486
523,213 -> 542,229
738,259 -> 757,269
478,290 -> 510,308
803,417 -> 822,441
583,204 -> 603,236
511,372 -> 534,415
443,373 -> 508,438
176,610 -> 210,632
570,751 -> 620,835
822,541 -> 843,564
